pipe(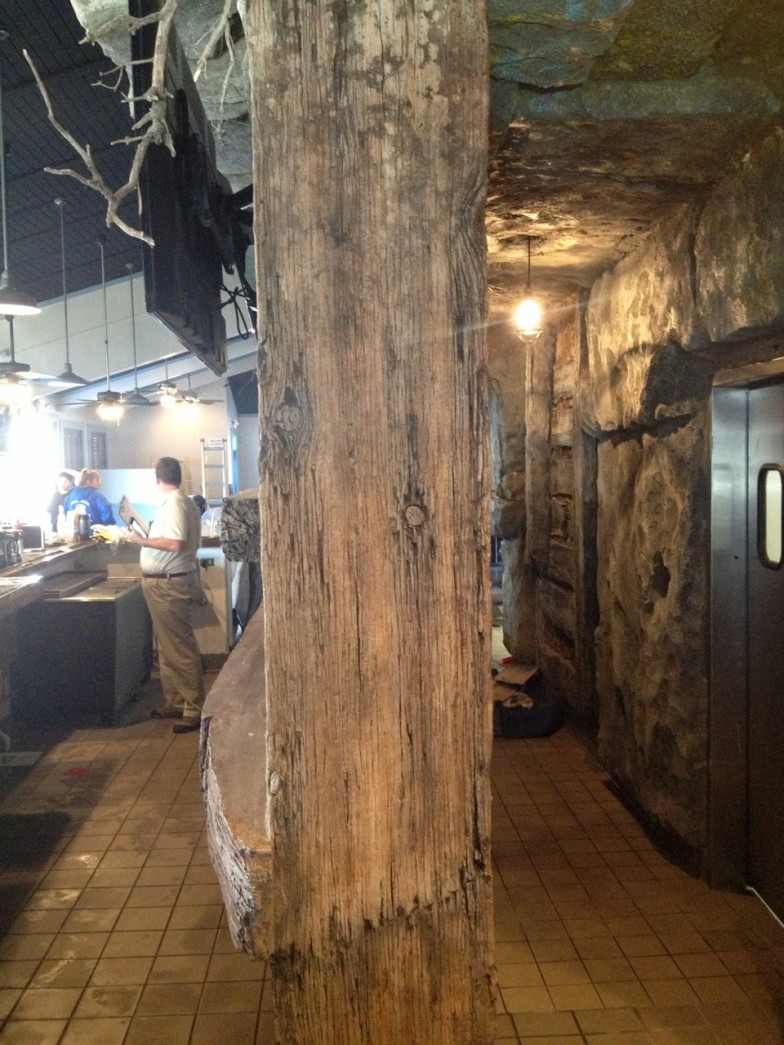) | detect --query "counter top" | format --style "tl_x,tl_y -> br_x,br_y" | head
0,538 -> 141,585
0,574 -> 45,624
